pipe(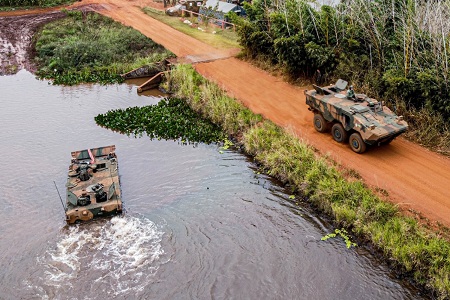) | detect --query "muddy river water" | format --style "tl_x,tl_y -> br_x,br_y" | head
0,71 -> 426,299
